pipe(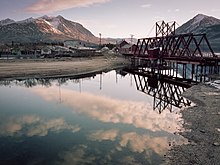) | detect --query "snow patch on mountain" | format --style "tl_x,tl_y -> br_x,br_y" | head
40,15 -> 51,20
49,18 -> 60,29
0,18 -> 15,26
39,15 -> 61,29
36,18 -> 62,34
17,17 -> 35,24
62,24 -> 72,34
